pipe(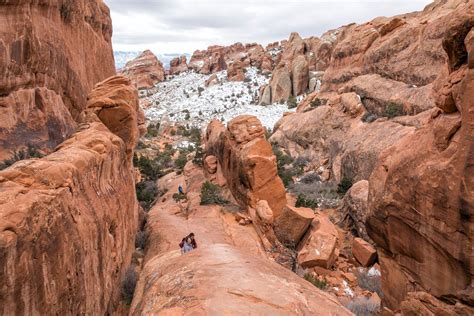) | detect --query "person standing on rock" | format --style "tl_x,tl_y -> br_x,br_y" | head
180,233 -> 197,254
178,184 -> 185,195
